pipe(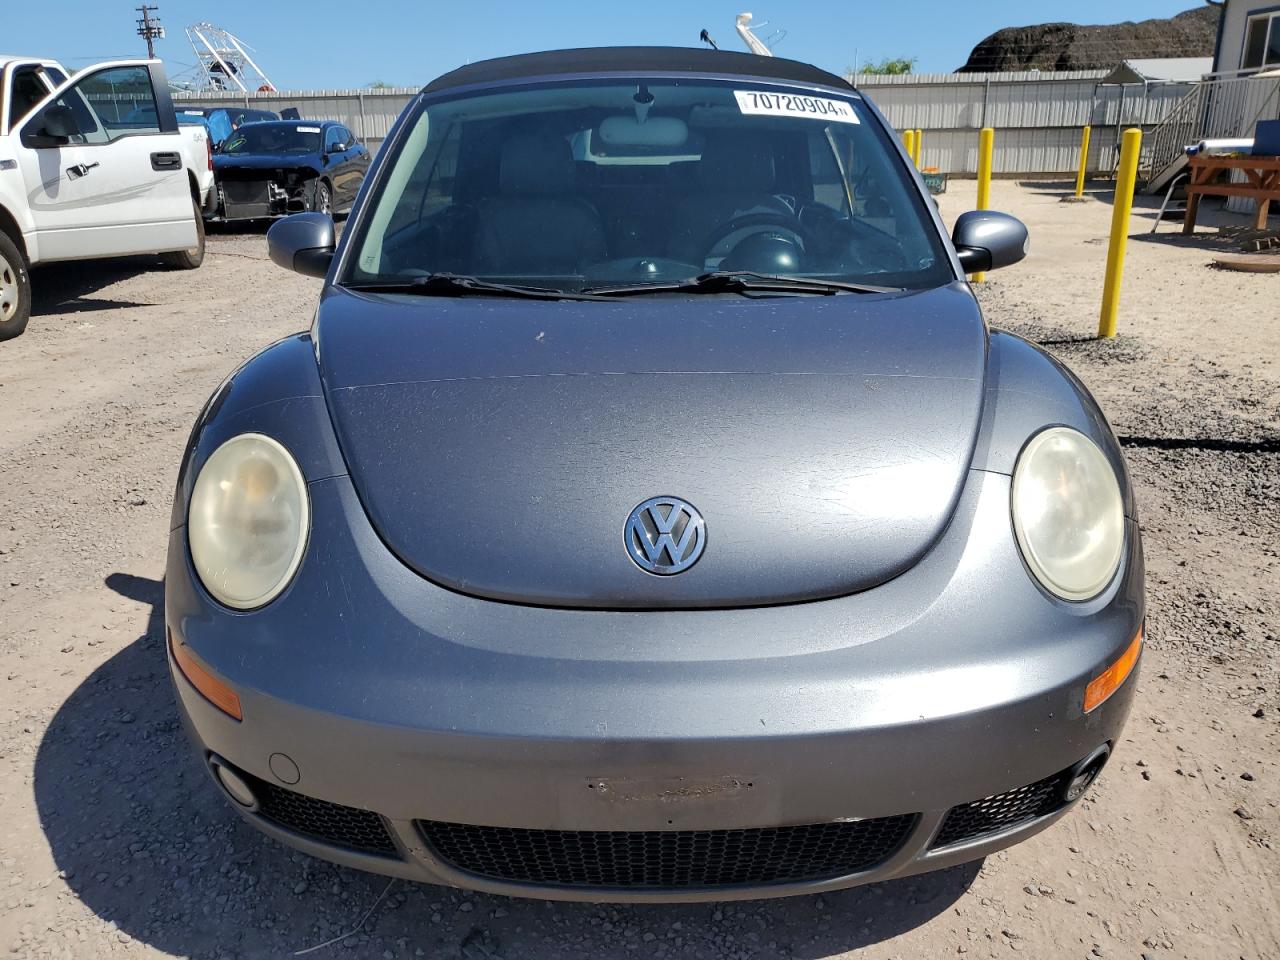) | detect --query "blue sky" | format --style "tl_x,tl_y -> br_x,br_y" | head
16,1 -> 1205,89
